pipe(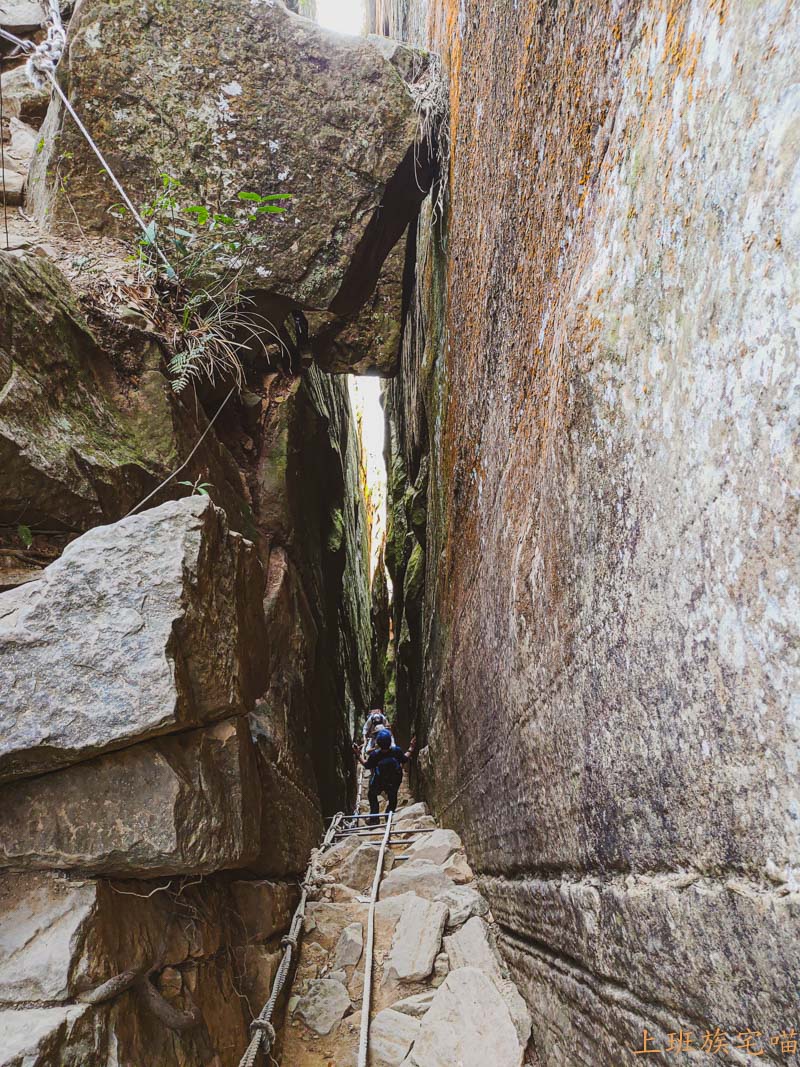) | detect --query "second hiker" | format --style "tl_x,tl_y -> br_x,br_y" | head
361,707 -> 392,753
